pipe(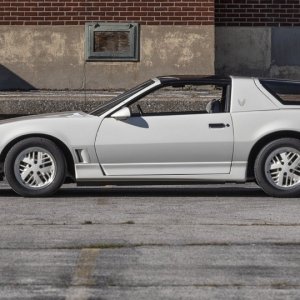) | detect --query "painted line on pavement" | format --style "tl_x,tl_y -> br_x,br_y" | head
65,248 -> 100,300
